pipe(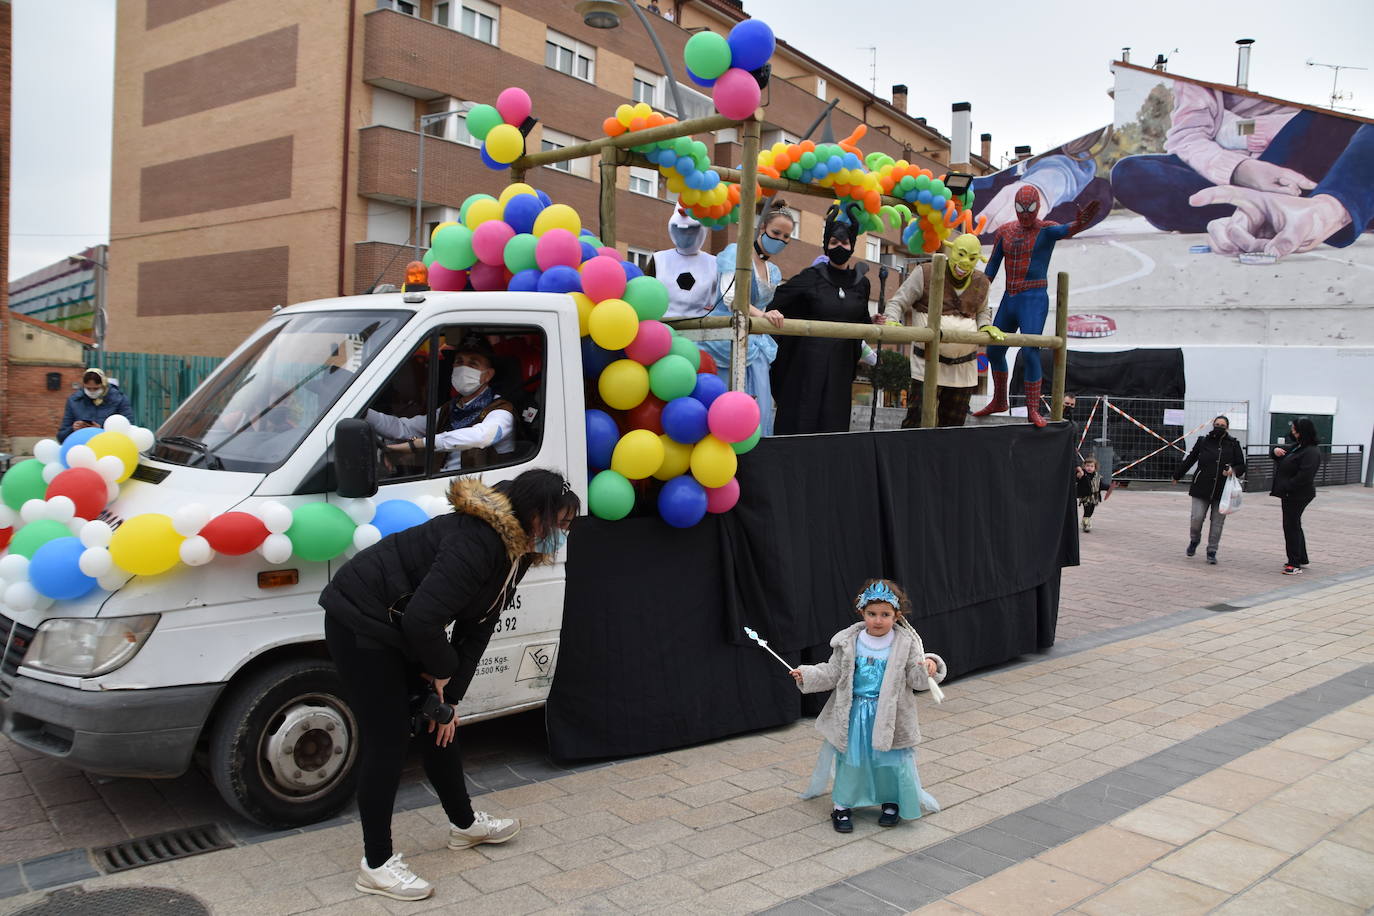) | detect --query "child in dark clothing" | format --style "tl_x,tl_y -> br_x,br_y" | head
1075,457 -> 1109,532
